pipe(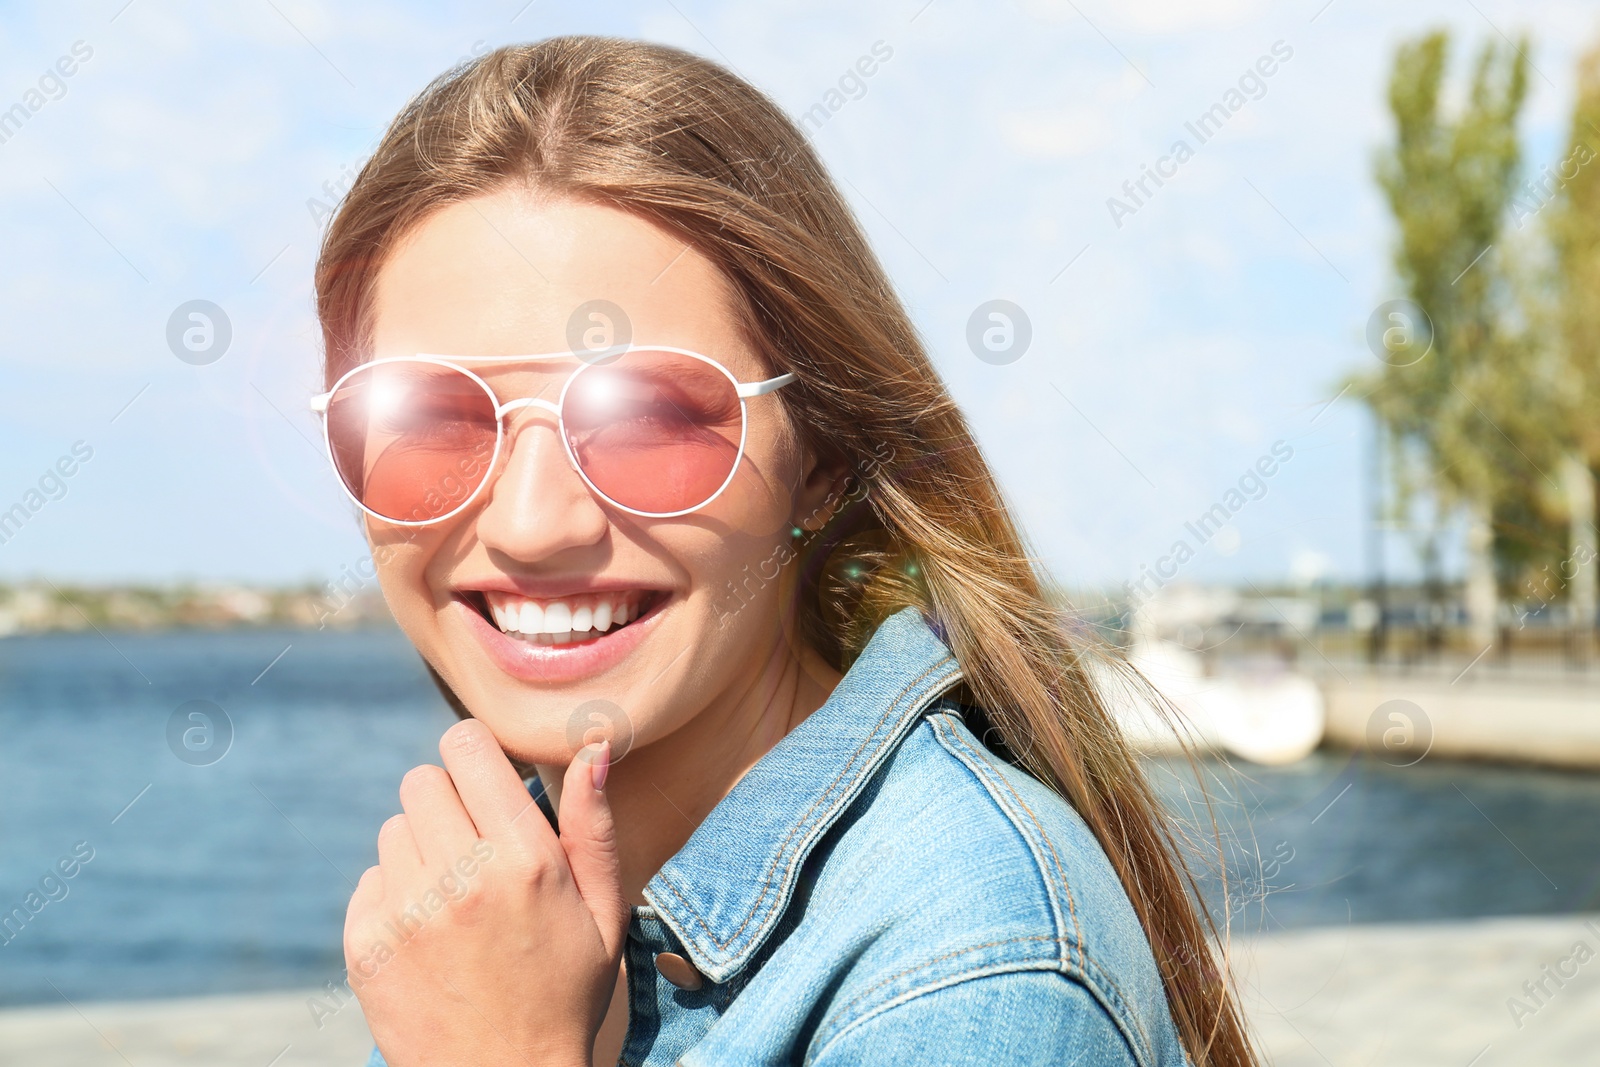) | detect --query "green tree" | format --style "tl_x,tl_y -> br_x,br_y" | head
1361,30 -> 1544,647
1549,36 -> 1600,638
